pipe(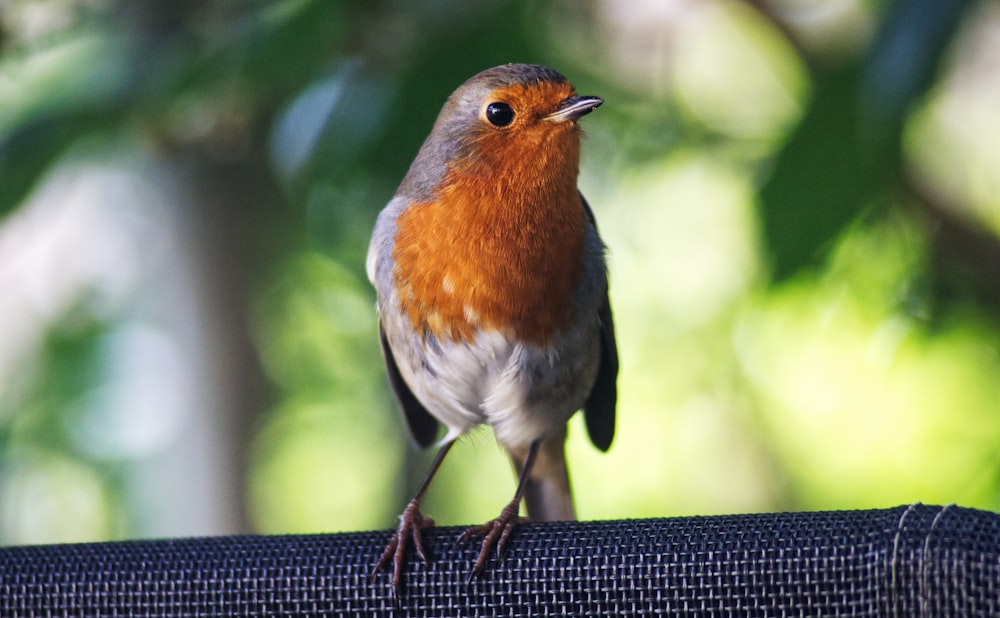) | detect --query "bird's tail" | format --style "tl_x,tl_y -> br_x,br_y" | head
511,429 -> 576,521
